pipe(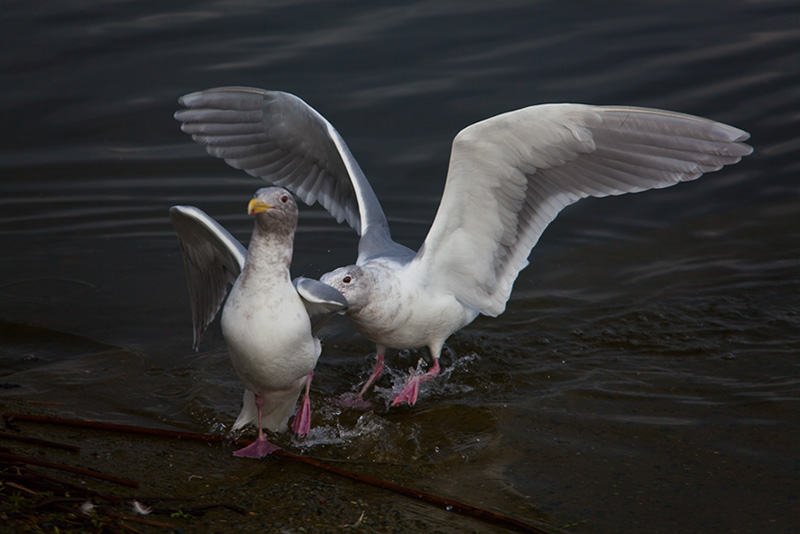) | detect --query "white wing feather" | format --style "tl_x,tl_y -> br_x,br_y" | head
412,104 -> 752,316
169,205 -> 246,349
293,276 -> 349,334
175,87 -> 411,263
